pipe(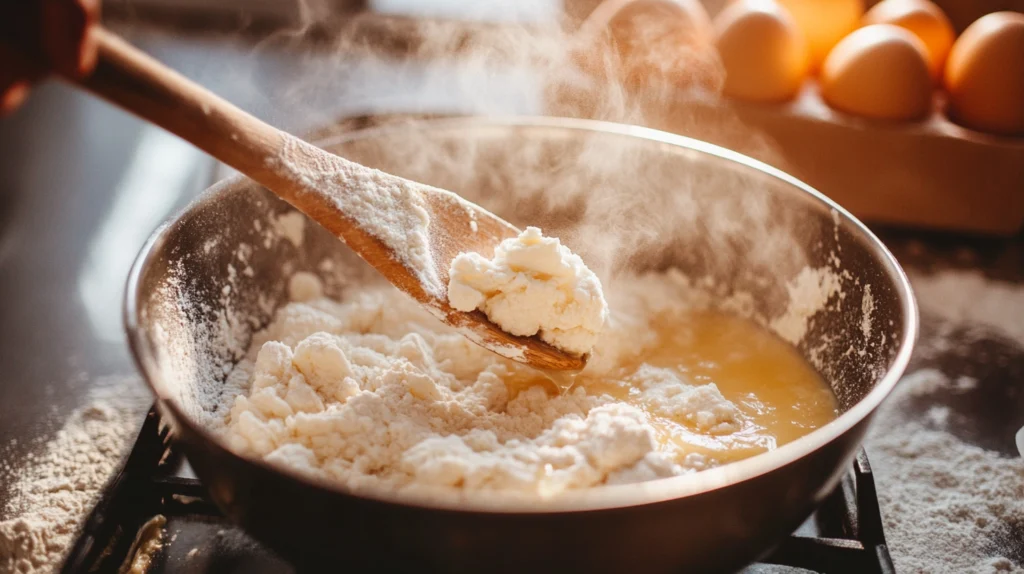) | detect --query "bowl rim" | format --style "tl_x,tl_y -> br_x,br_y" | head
124,115 -> 918,514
